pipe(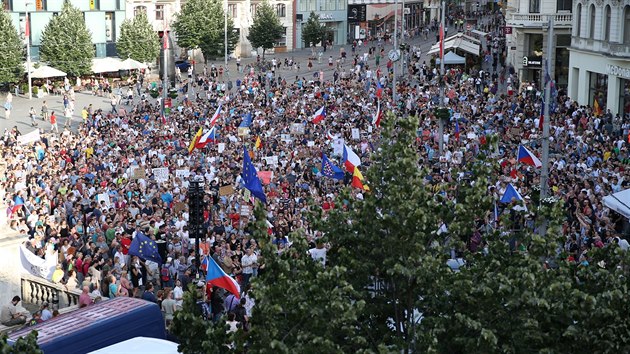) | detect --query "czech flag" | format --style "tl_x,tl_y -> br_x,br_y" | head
206,256 -> 240,299
207,103 -> 223,126
376,80 -> 383,99
195,126 -> 218,149
372,102 -> 383,127
343,144 -> 361,173
517,145 -> 542,168
188,127 -> 203,153
200,256 -> 208,272
311,106 -> 326,124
